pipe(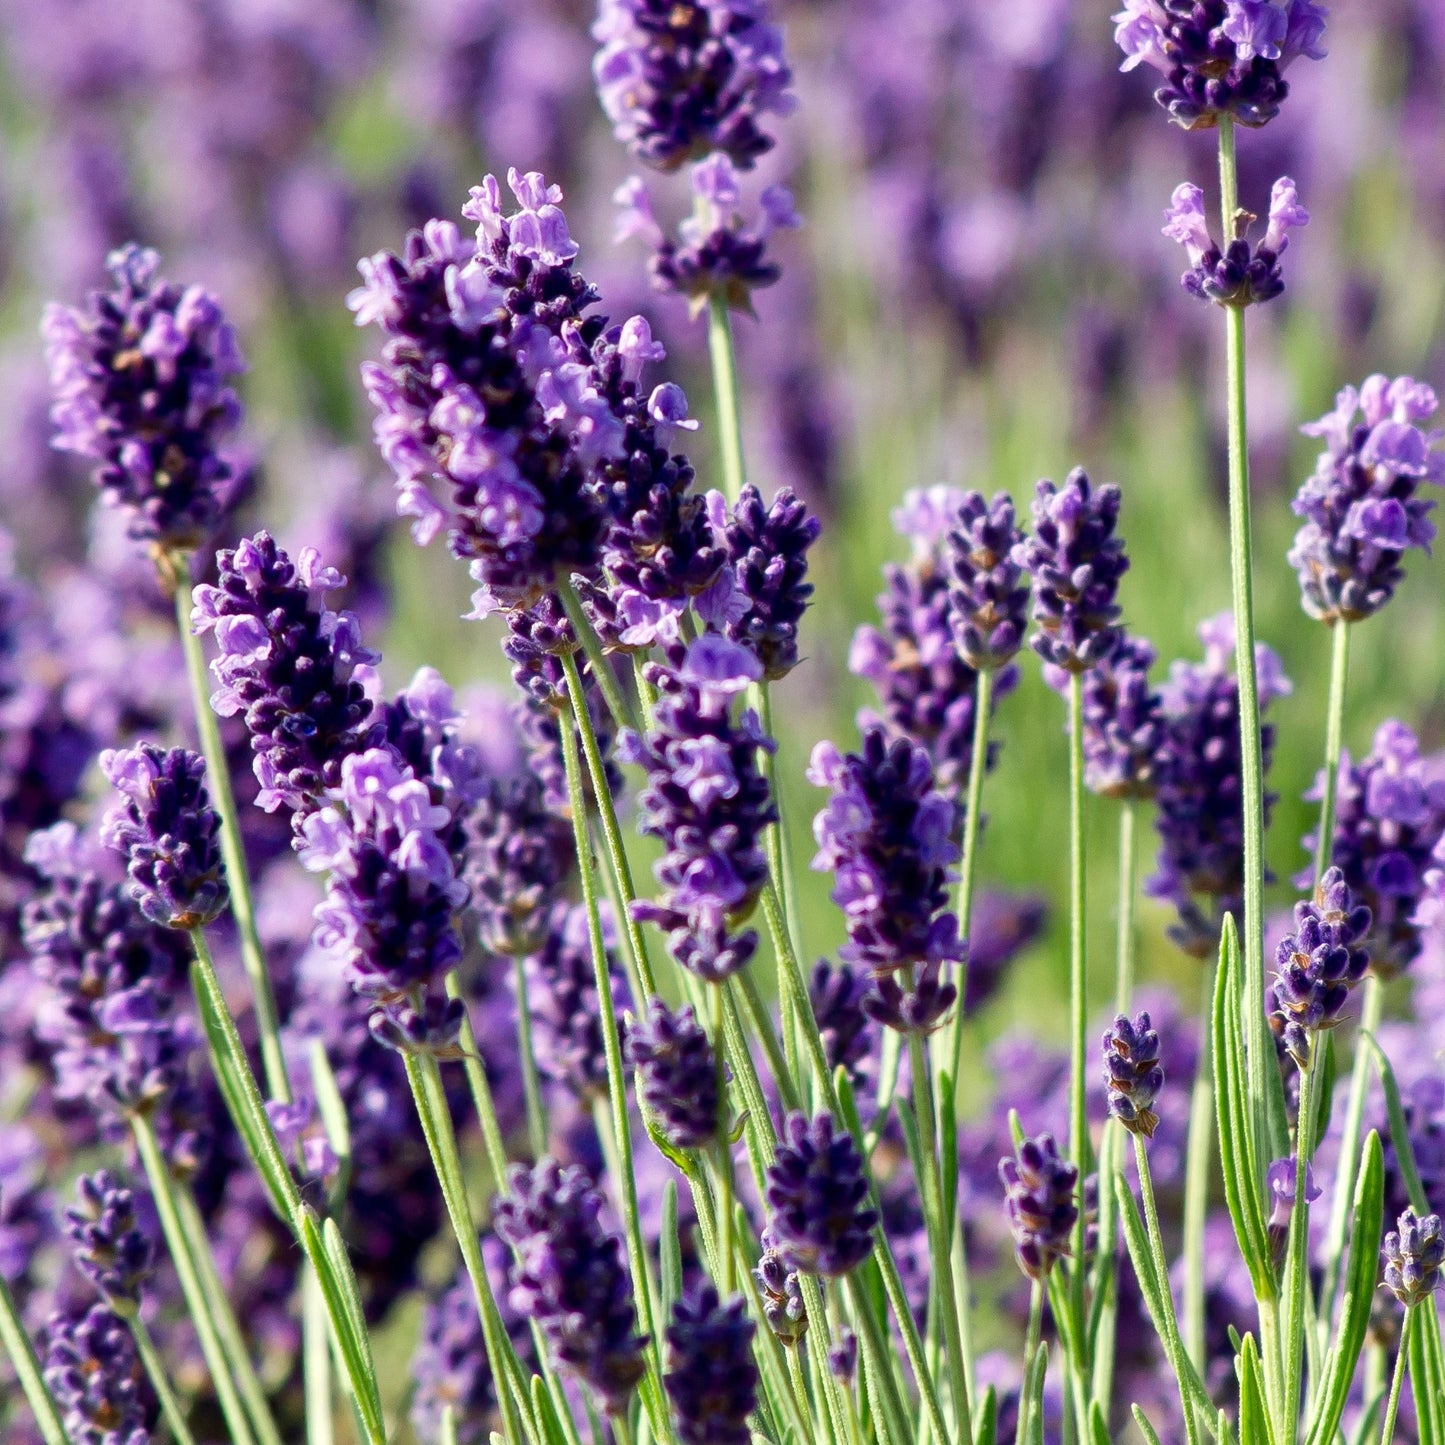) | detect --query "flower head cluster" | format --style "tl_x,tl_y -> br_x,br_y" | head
1270,867 -> 1370,1067
23,823 -> 205,1171
1102,1012 -> 1165,1138
626,997 -> 719,1150
1309,720 -> 1445,978
493,1158 -> 647,1414
192,532 -> 378,816
1016,468 -> 1128,673
617,155 -> 800,312
623,635 -> 776,982
99,744 -> 227,930
754,1230 -> 807,1343
298,747 -> 469,1053
43,243 -> 246,551
664,1283 -> 758,1445
1162,177 -> 1308,307
593,0 -> 795,172
809,725 -> 963,1034
1000,1132 -> 1079,1281
44,1303 -> 152,1445
1150,614 -> 1291,955
765,1112 -> 877,1277
63,1171 -> 155,1315
724,483 -> 820,681
1070,634 -> 1164,800
1382,1208 -> 1445,1308
350,171 -> 616,613
945,491 -> 1030,671
1113,0 -> 1327,130
1288,375 -> 1445,624
850,487 -> 1015,801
